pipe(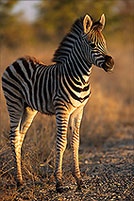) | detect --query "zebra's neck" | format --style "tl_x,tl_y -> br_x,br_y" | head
55,36 -> 92,84
52,17 -> 92,84
65,38 -> 92,84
